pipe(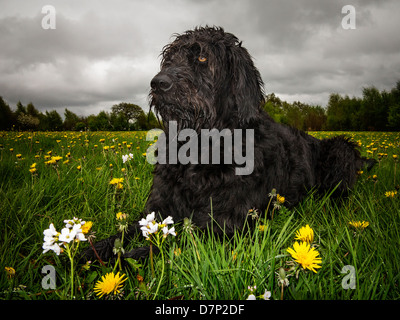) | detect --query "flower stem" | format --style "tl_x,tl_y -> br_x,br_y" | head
150,243 -> 155,278
153,248 -> 165,300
